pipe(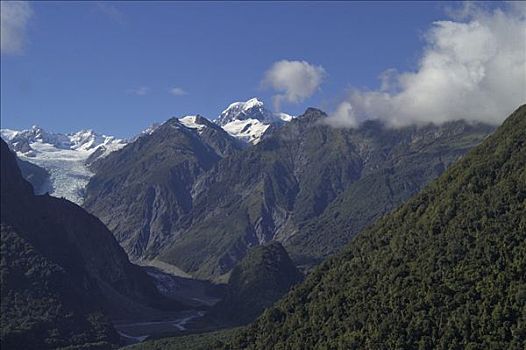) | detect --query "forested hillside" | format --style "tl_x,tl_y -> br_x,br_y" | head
222,105 -> 525,349
210,242 -> 303,325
